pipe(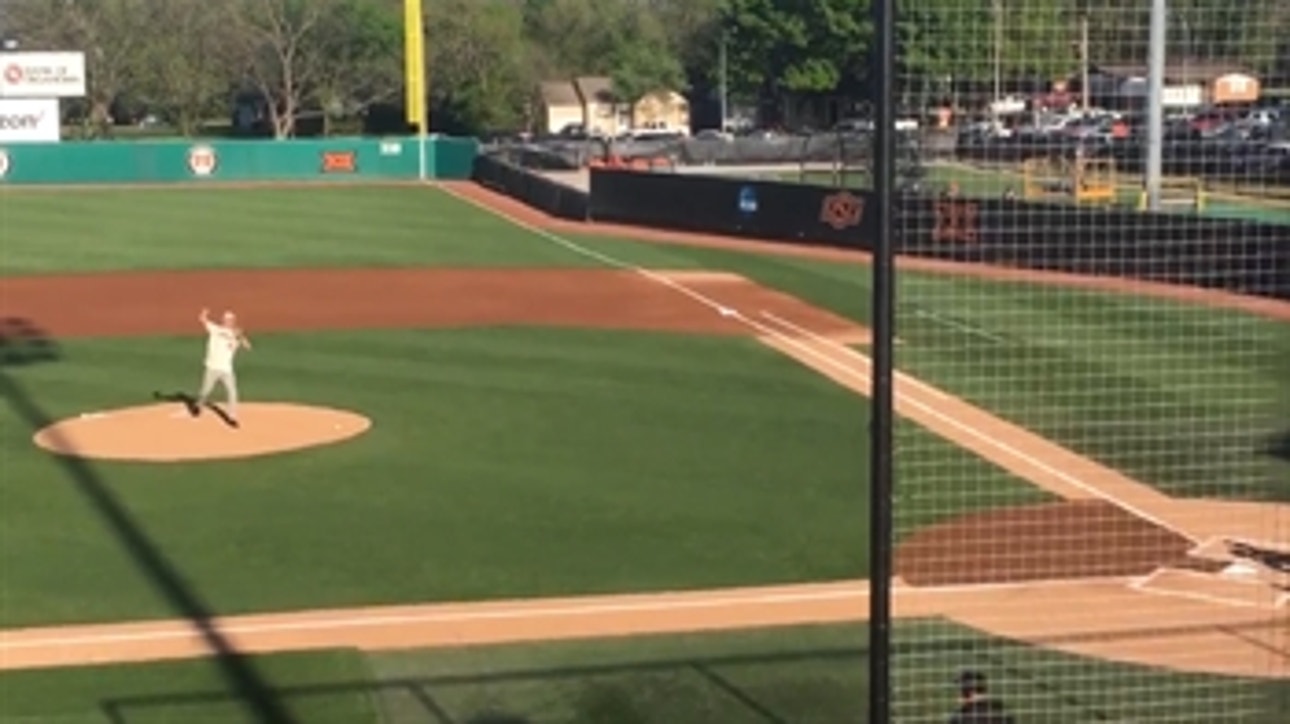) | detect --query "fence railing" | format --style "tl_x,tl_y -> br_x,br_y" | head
493,127 -> 1290,194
